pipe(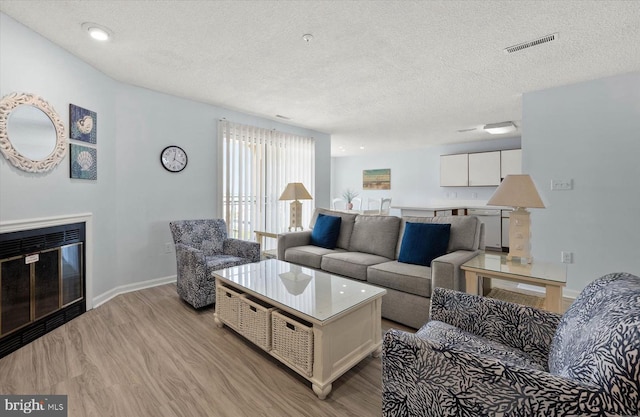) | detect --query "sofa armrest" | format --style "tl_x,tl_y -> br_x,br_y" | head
429,287 -> 562,364
431,250 -> 480,292
382,329 -> 603,417
277,231 -> 312,260
223,238 -> 261,262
